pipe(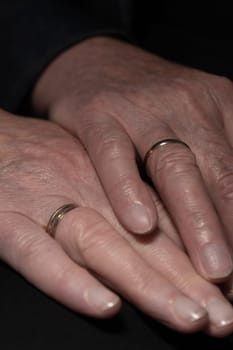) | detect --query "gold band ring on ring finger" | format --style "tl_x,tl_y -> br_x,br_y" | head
46,203 -> 78,238
143,138 -> 191,172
